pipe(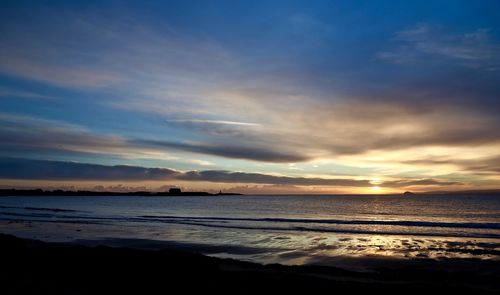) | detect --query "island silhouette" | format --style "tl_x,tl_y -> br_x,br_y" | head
0,188 -> 242,197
